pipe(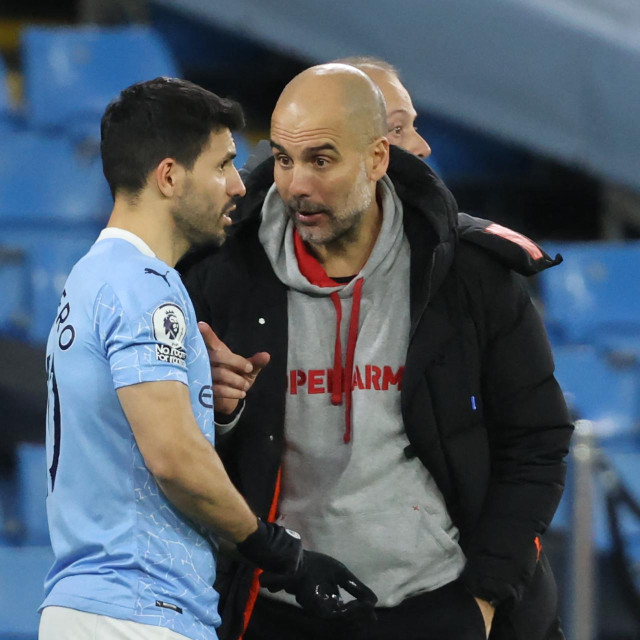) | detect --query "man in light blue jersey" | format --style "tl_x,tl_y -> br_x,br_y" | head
39,77 -> 376,640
